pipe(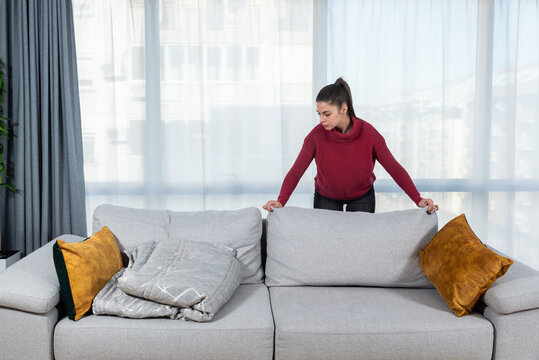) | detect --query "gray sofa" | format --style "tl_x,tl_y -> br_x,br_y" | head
1,204 -> 538,360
